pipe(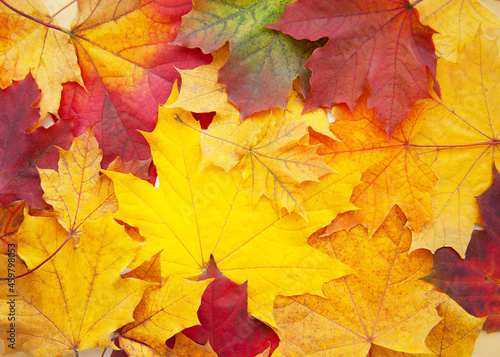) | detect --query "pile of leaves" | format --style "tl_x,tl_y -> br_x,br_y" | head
1,0 -> 500,356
